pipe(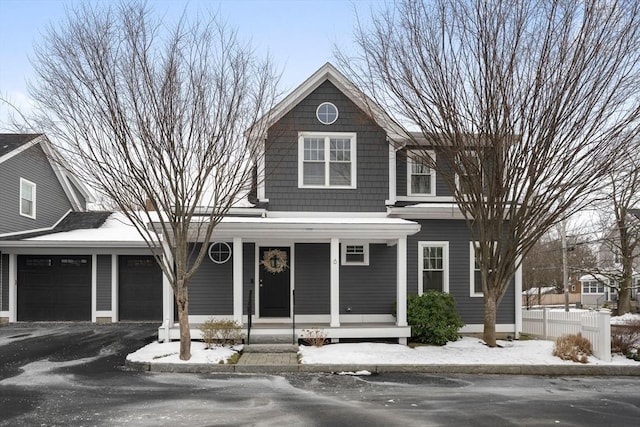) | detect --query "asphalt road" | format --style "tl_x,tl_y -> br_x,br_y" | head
0,323 -> 639,426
